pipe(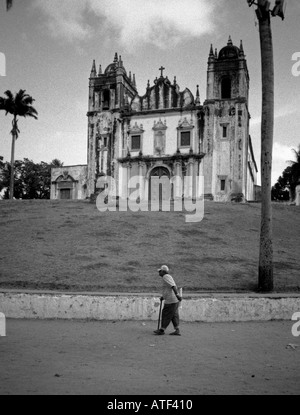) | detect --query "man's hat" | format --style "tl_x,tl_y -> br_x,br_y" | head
158,265 -> 169,273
